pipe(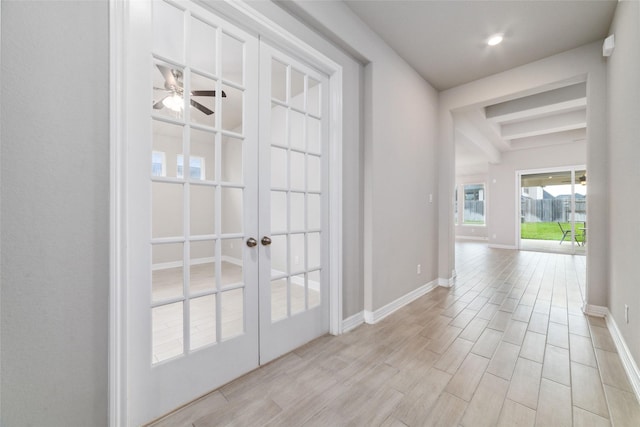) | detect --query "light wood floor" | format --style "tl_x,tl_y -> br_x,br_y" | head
149,241 -> 640,426
519,238 -> 586,256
